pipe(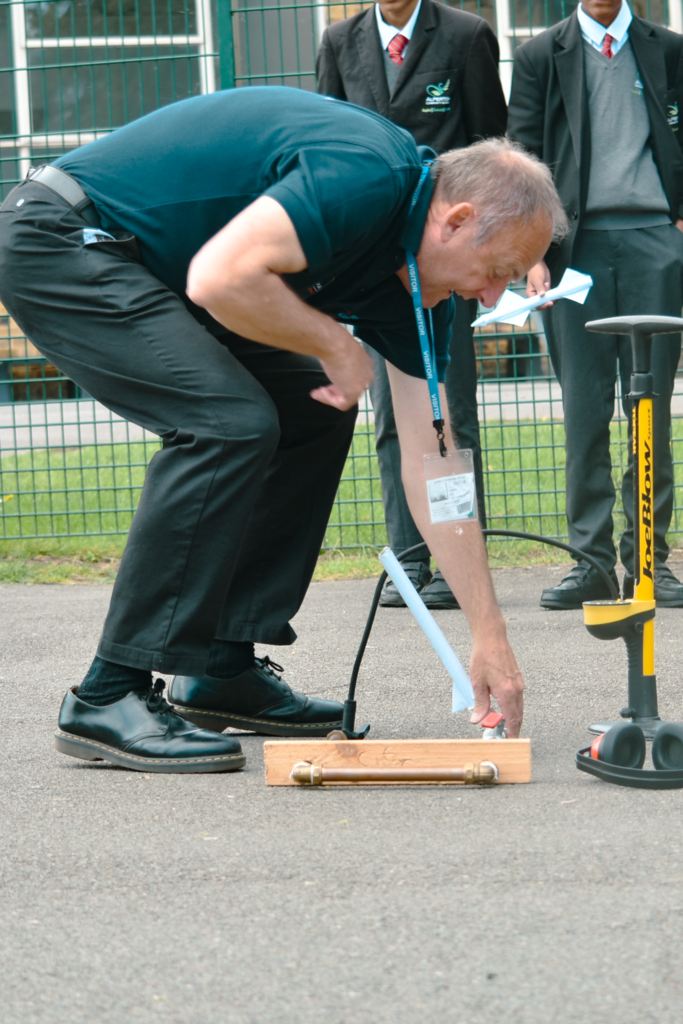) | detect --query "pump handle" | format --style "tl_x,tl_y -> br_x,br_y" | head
587,316 -> 683,374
